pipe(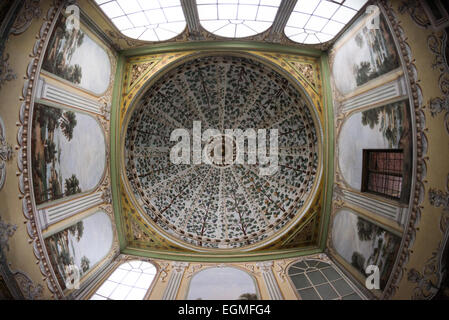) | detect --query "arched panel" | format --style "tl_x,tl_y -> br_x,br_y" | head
337,100 -> 412,195
331,13 -> 400,96
331,209 -> 401,290
44,210 -> 114,291
42,14 -> 112,95
31,103 -> 106,206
